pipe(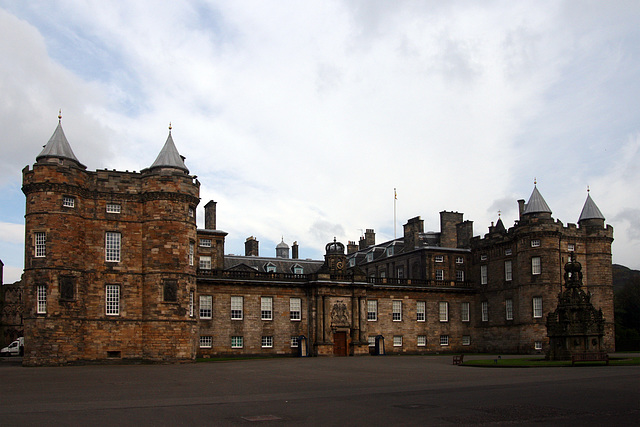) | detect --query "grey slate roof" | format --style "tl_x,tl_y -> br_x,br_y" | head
578,193 -> 605,222
36,121 -> 85,167
523,185 -> 552,215
224,255 -> 323,274
149,131 -> 189,173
